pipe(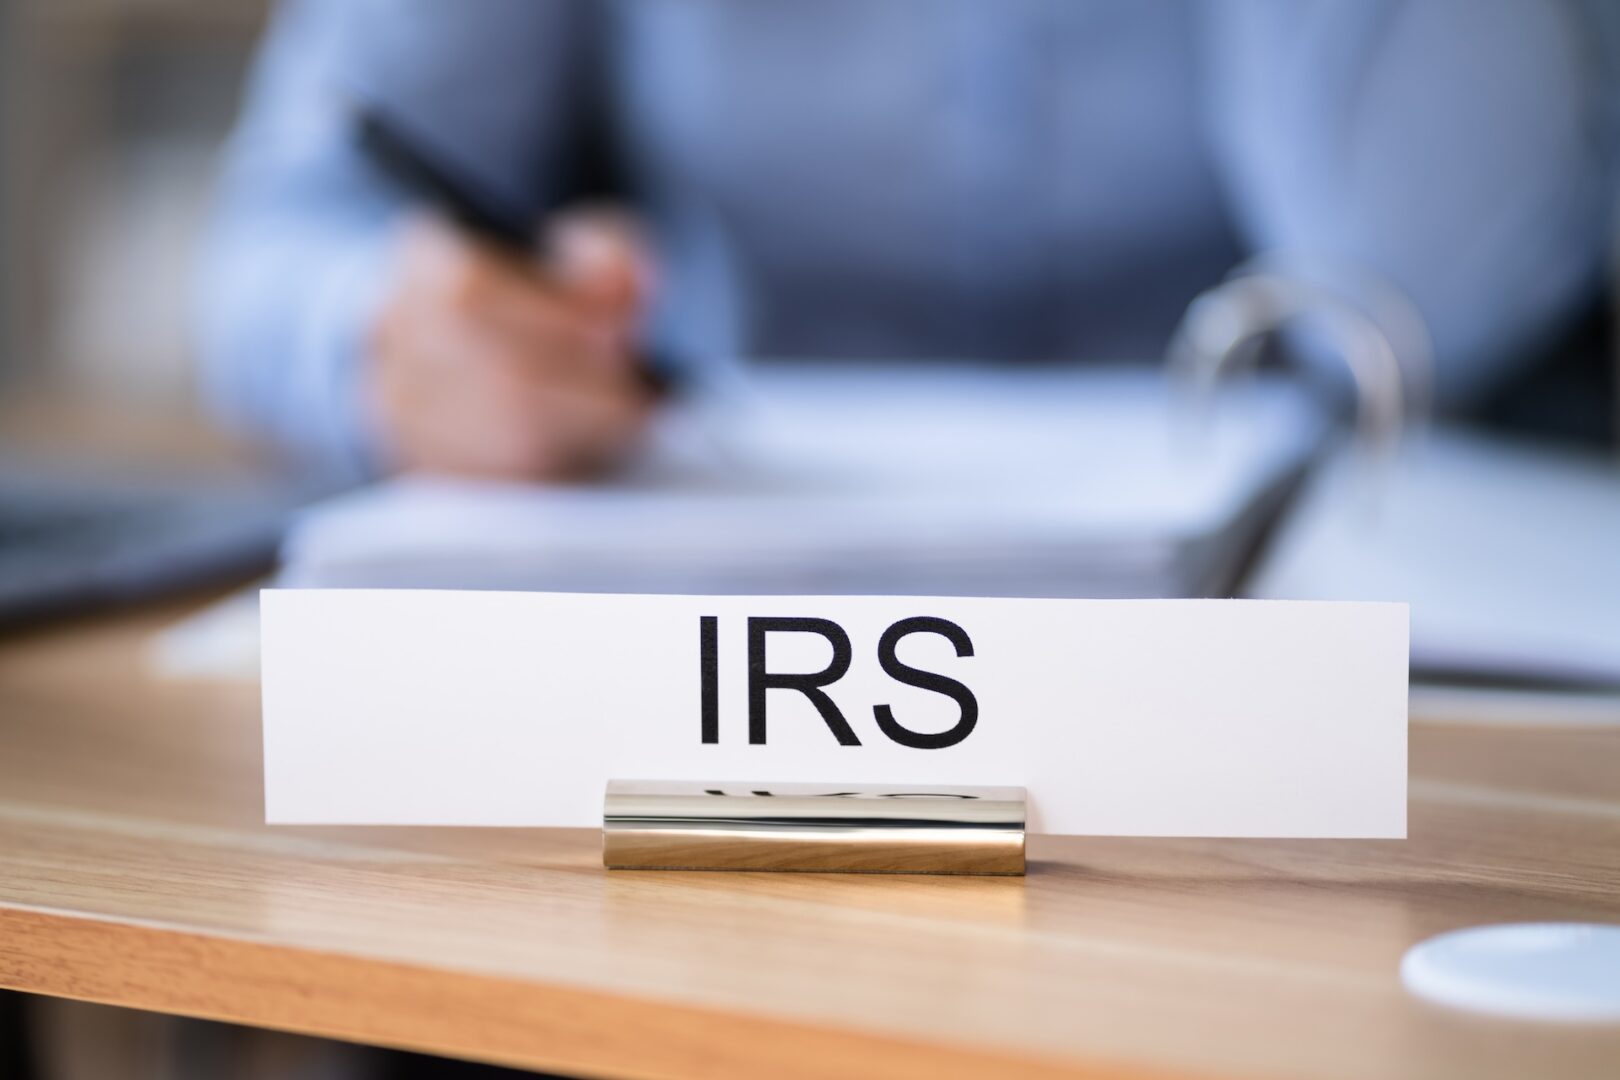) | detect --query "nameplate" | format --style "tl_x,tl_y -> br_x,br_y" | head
261,590 -> 1407,837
